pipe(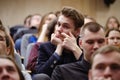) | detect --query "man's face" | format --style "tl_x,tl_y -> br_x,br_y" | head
0,59 -> 20,80
54,15 -> 79,40
89,51 -> 120,80
80,29 -> 106,61
0,30 -> 8,54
